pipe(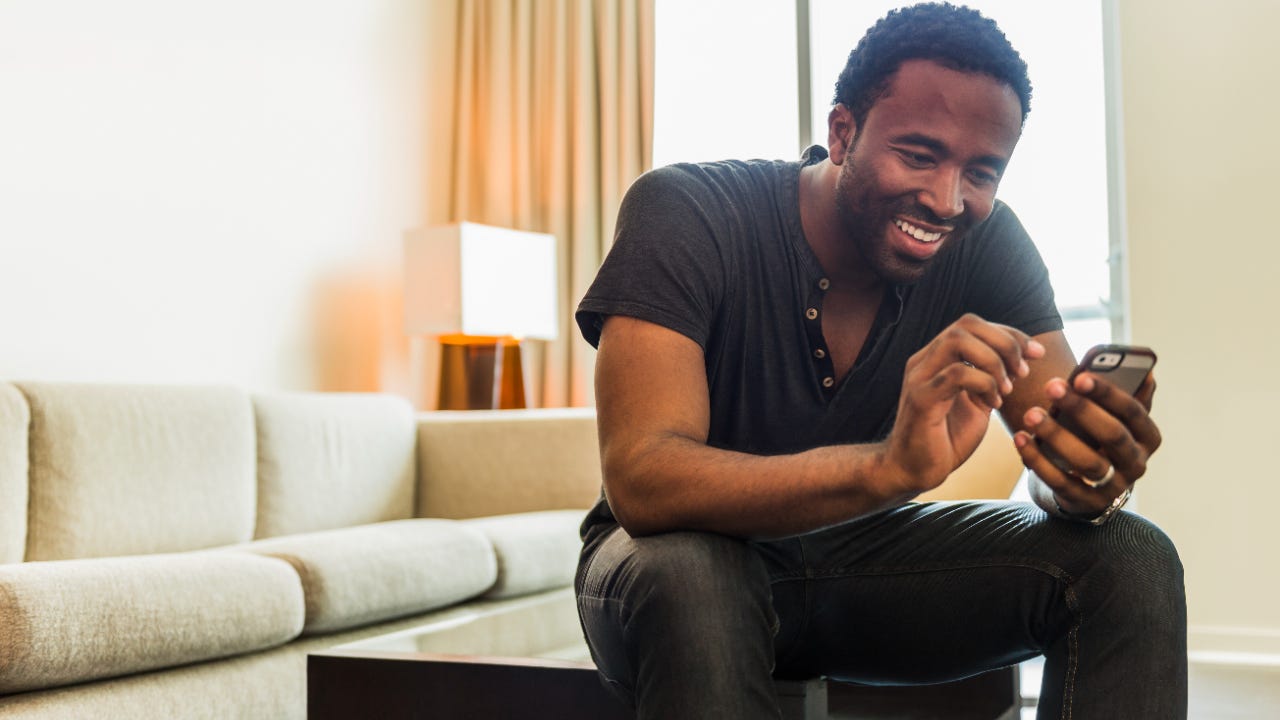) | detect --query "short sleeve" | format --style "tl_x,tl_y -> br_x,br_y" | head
575,166 -> 727,349
962,201 -> 1064,338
